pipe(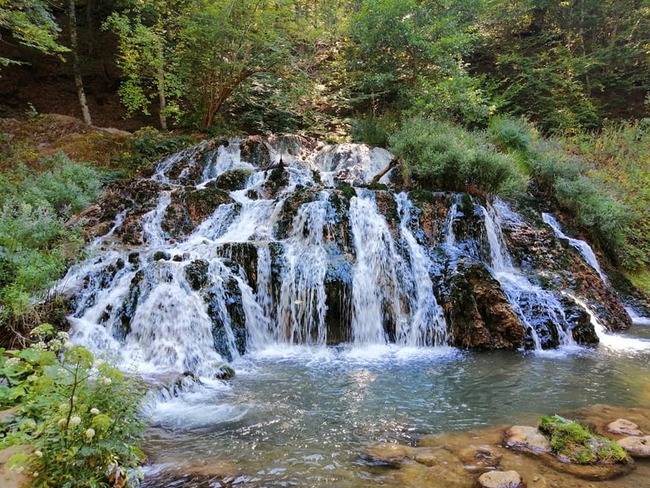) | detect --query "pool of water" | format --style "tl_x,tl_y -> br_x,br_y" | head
141,333 -> 650,487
